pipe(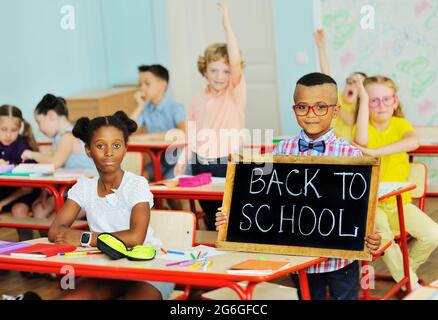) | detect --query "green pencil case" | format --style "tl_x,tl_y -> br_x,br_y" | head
97,233 -> 156,261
